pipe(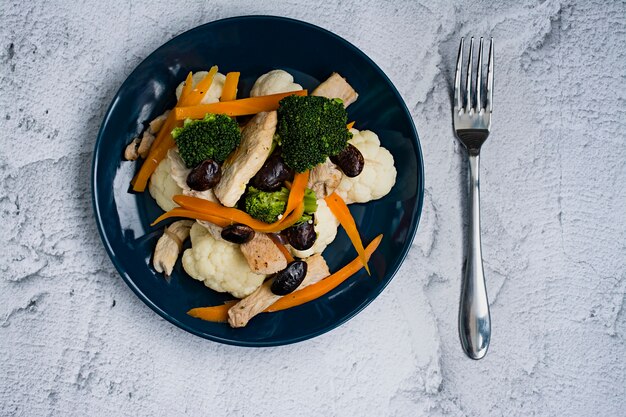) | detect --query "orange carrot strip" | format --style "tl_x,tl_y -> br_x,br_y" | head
268,234 -> 295,263
284,171 -> 309,216
179,66 -> 218,106
324,192 -> 370,274
185,235 -> 383,323
220,72 -> 240,101
267,234 -> 382,312
346,121 -> 355,130
154,200 -> 305,233
187,301 -> 237,323
175,90 -> 308,120
179,72 -> 194,102
150,208 -> 231,228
